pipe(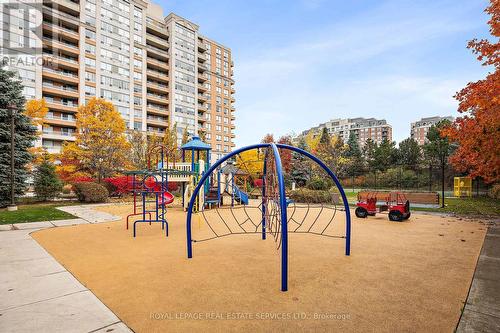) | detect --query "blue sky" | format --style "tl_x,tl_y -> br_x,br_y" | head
159,0 -> 492,147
